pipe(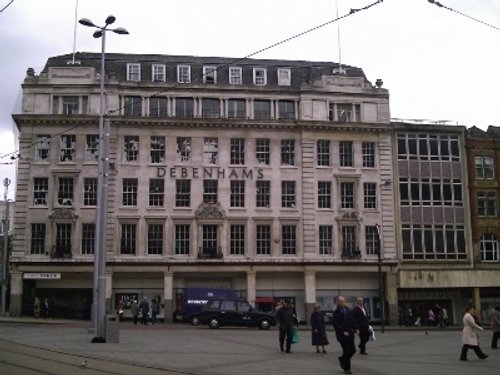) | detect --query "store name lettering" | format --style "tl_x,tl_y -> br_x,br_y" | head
157,167 -> 264,179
